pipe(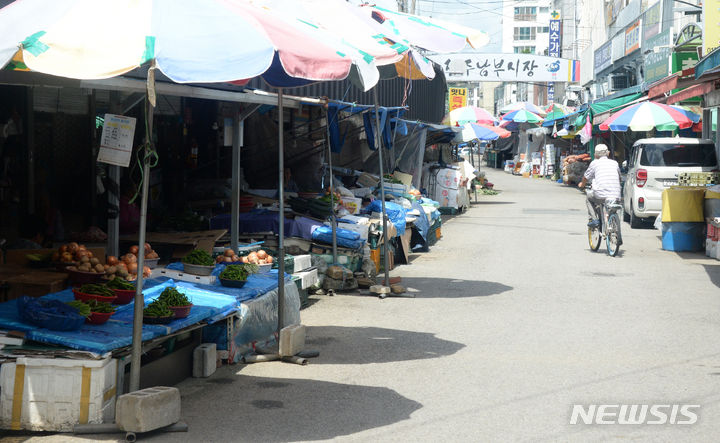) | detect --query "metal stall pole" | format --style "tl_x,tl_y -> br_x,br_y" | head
277,88 -> 286,336
325,108 -> 338,263
373,88 -> 390,288
129,67 -> 156,392
231,106 -> 241,252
